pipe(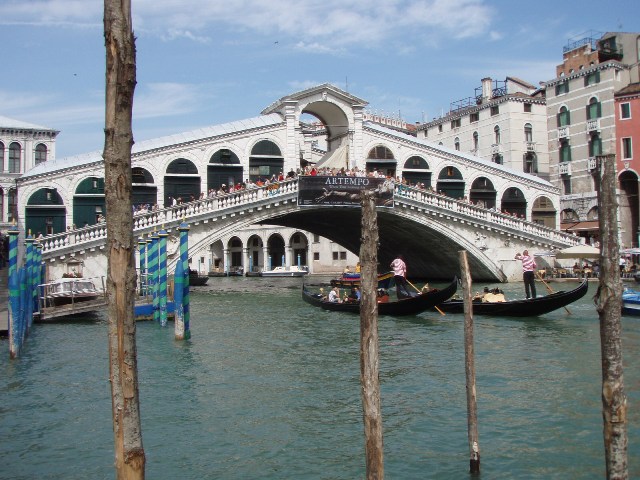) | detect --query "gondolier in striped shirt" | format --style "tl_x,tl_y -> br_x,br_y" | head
515,250 -> 537,299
